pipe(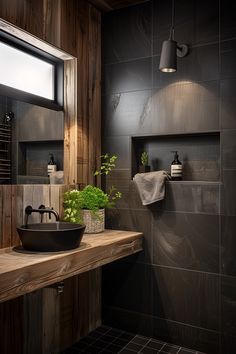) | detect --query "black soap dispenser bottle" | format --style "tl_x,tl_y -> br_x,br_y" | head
47,153 -> 57,177
171,151 -> 182,180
